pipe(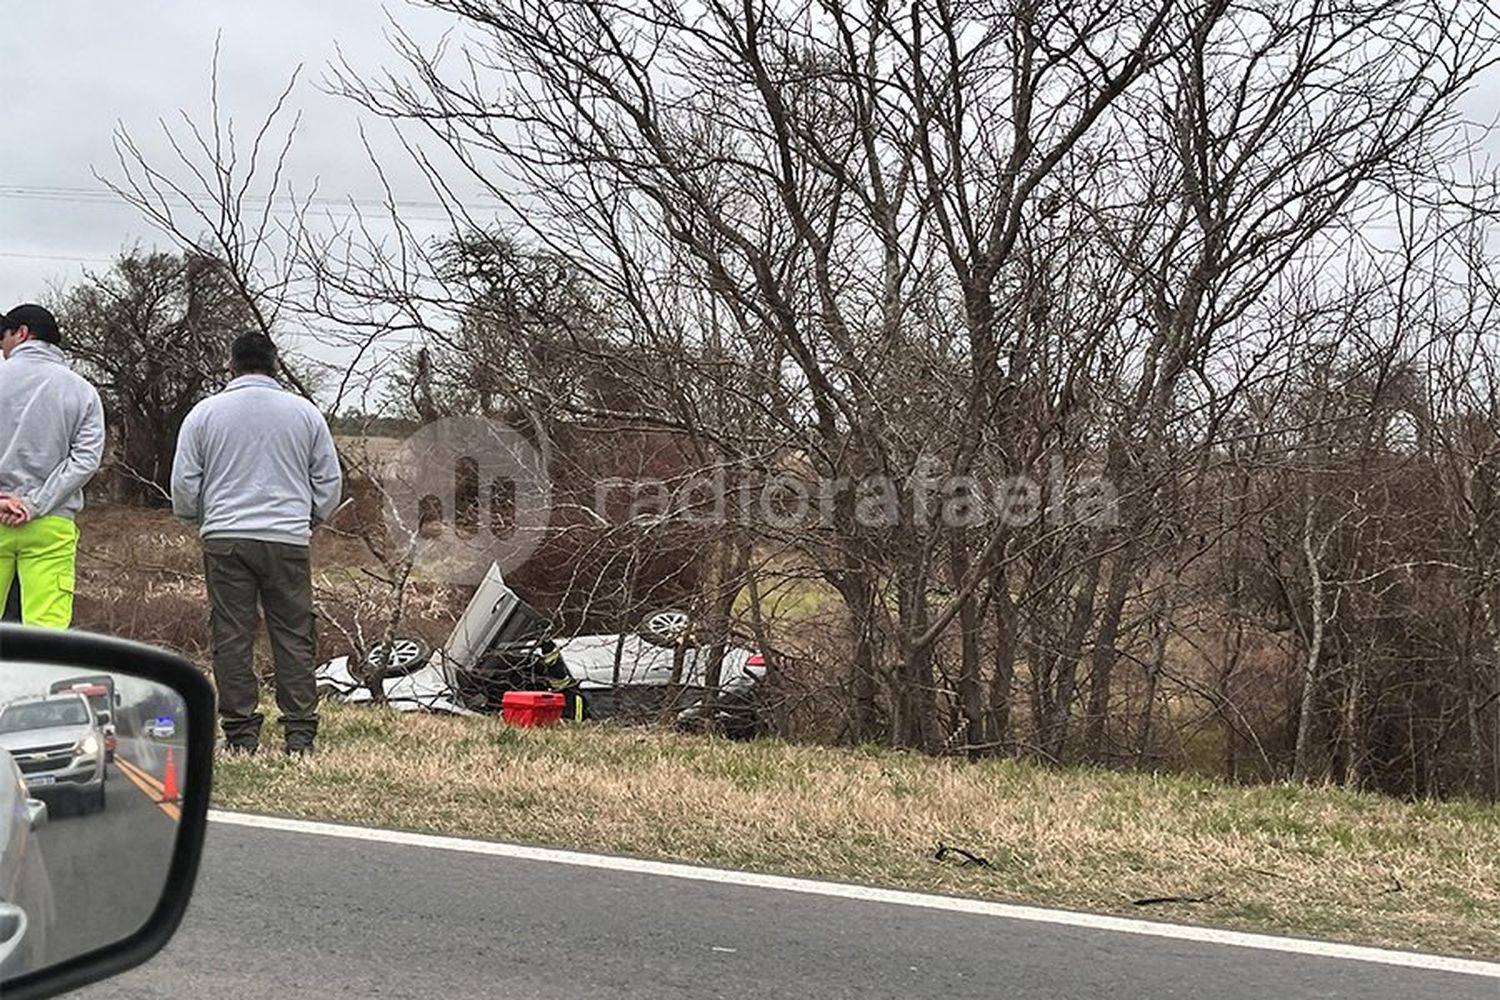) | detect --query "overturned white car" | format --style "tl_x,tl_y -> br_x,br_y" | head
315,564 -> 768,736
